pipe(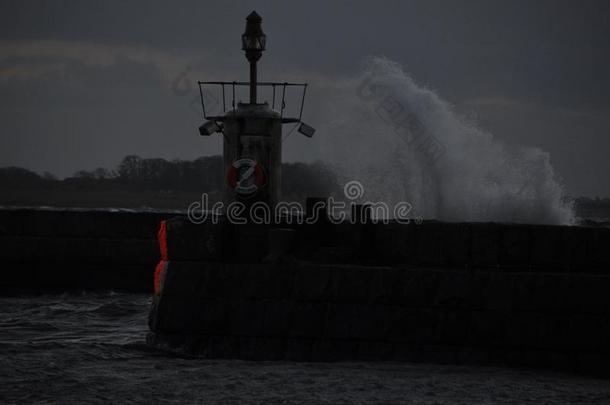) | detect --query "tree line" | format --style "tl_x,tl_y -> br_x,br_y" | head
0,155 -> 340,198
